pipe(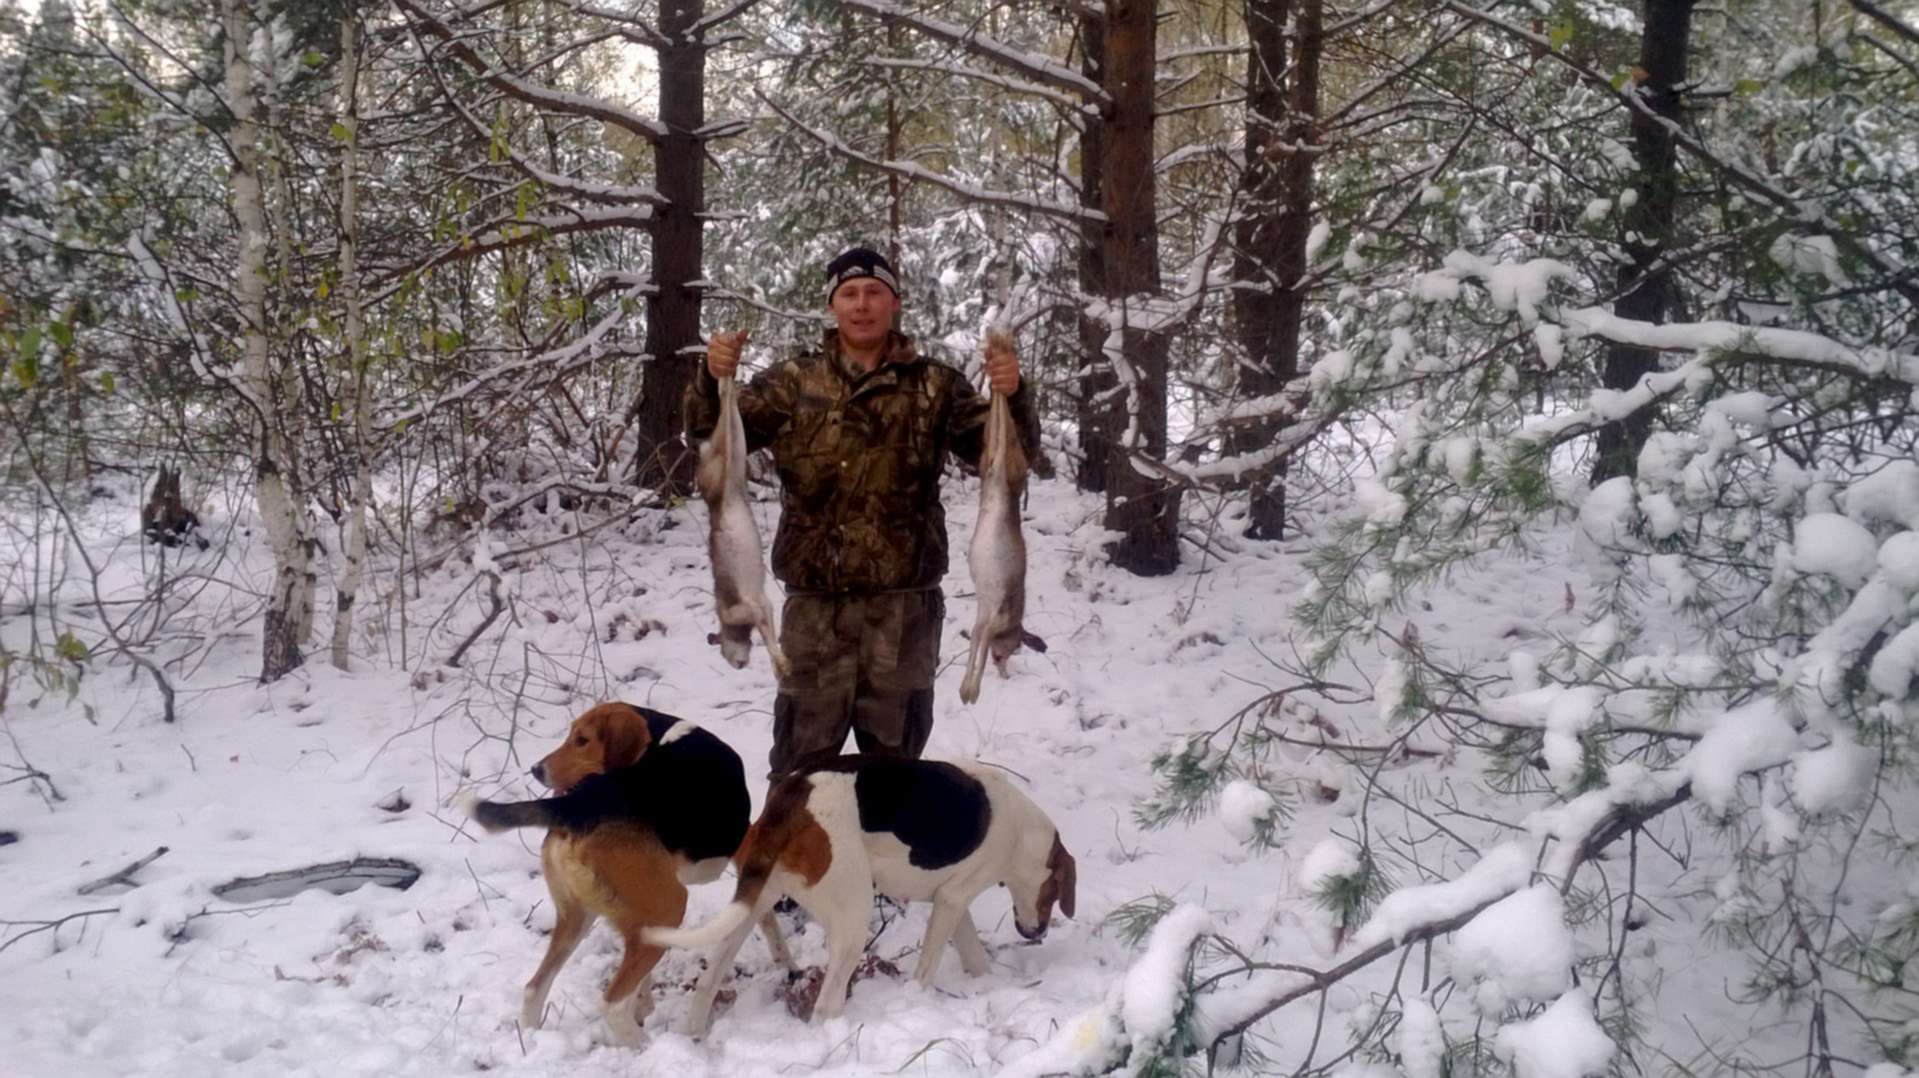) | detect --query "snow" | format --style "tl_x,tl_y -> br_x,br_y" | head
1846,461 -> 1919,530
1534,324 -> 1564,370
1559,307 -> 1919,387
0,397 -> 1900,1078
1217,781 -> 1276,843
1877,532 -> 1919,593
1396,998 -> 1444,1078
1305,220 -> 1332,263
1119,904 -> 1214,1056
1790,731 -> 1873,815
1455,885 -> 1573,1012
1577,476 -> 1636,552
1870,622 -> 1919,701
1686,701 -> 1804,814
1427,249 -> 1573,326
1791,512 -> 1880,588
1770,231 -> 1849,286
1354,844 -> 1534,948
1494,992 -> 1615,1078
1773,45 -> 1820,79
